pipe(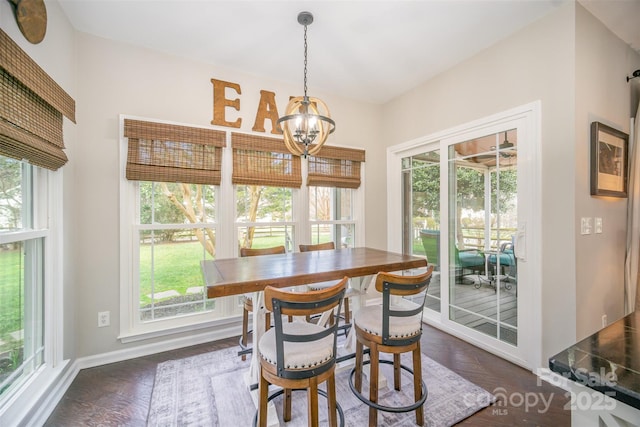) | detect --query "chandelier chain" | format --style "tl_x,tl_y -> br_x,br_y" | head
303,24 -> 308,98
